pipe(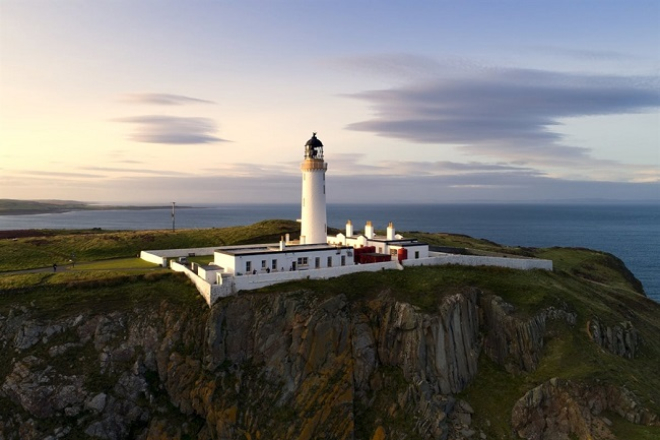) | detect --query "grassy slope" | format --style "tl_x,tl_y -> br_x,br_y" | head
1,222 -> 658,438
